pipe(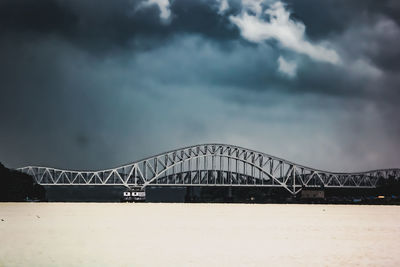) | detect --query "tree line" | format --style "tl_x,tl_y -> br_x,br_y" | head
0,163 -> 46,201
